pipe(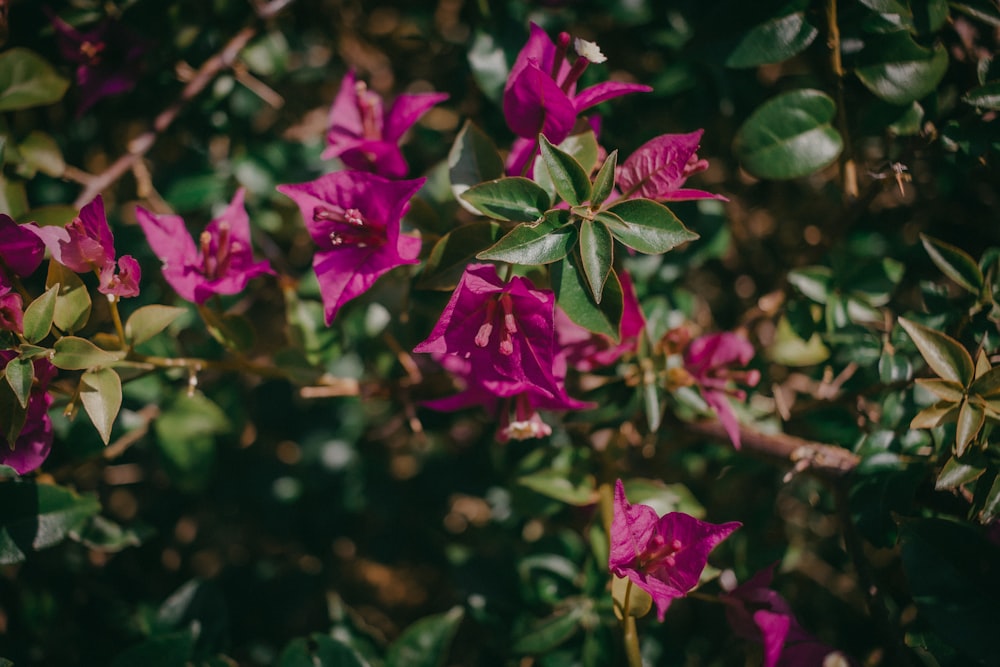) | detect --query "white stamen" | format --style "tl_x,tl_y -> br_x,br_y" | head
574,38 -> 606,64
